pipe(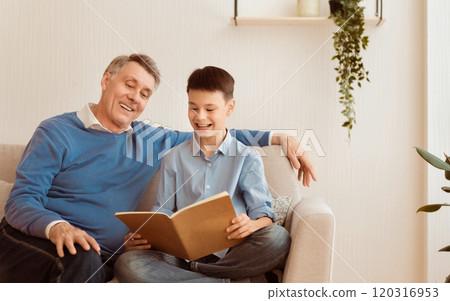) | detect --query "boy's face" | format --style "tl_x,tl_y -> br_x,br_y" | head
187,89 -> 235,139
